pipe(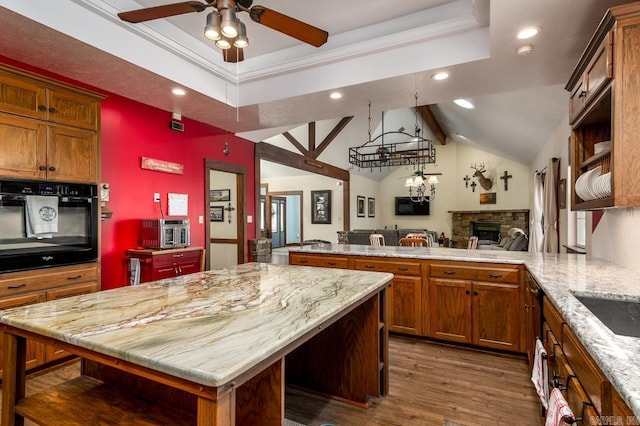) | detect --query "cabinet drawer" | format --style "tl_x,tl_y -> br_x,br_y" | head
151,250 -> 202,268
543,297 -> 564,344
430,263 -> 520,283
46,282 -> 99,301
0,264 -> 98,297
354,258 -> 421,275
562,324 -> 609,414
289,254 -> 348,269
